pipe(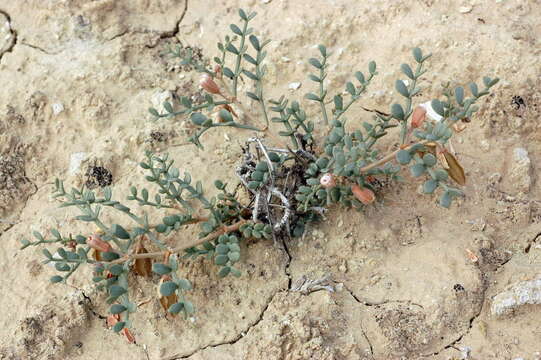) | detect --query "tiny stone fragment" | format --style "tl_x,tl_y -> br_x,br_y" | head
509,147 -> 531,193
288,82 -> 302,91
